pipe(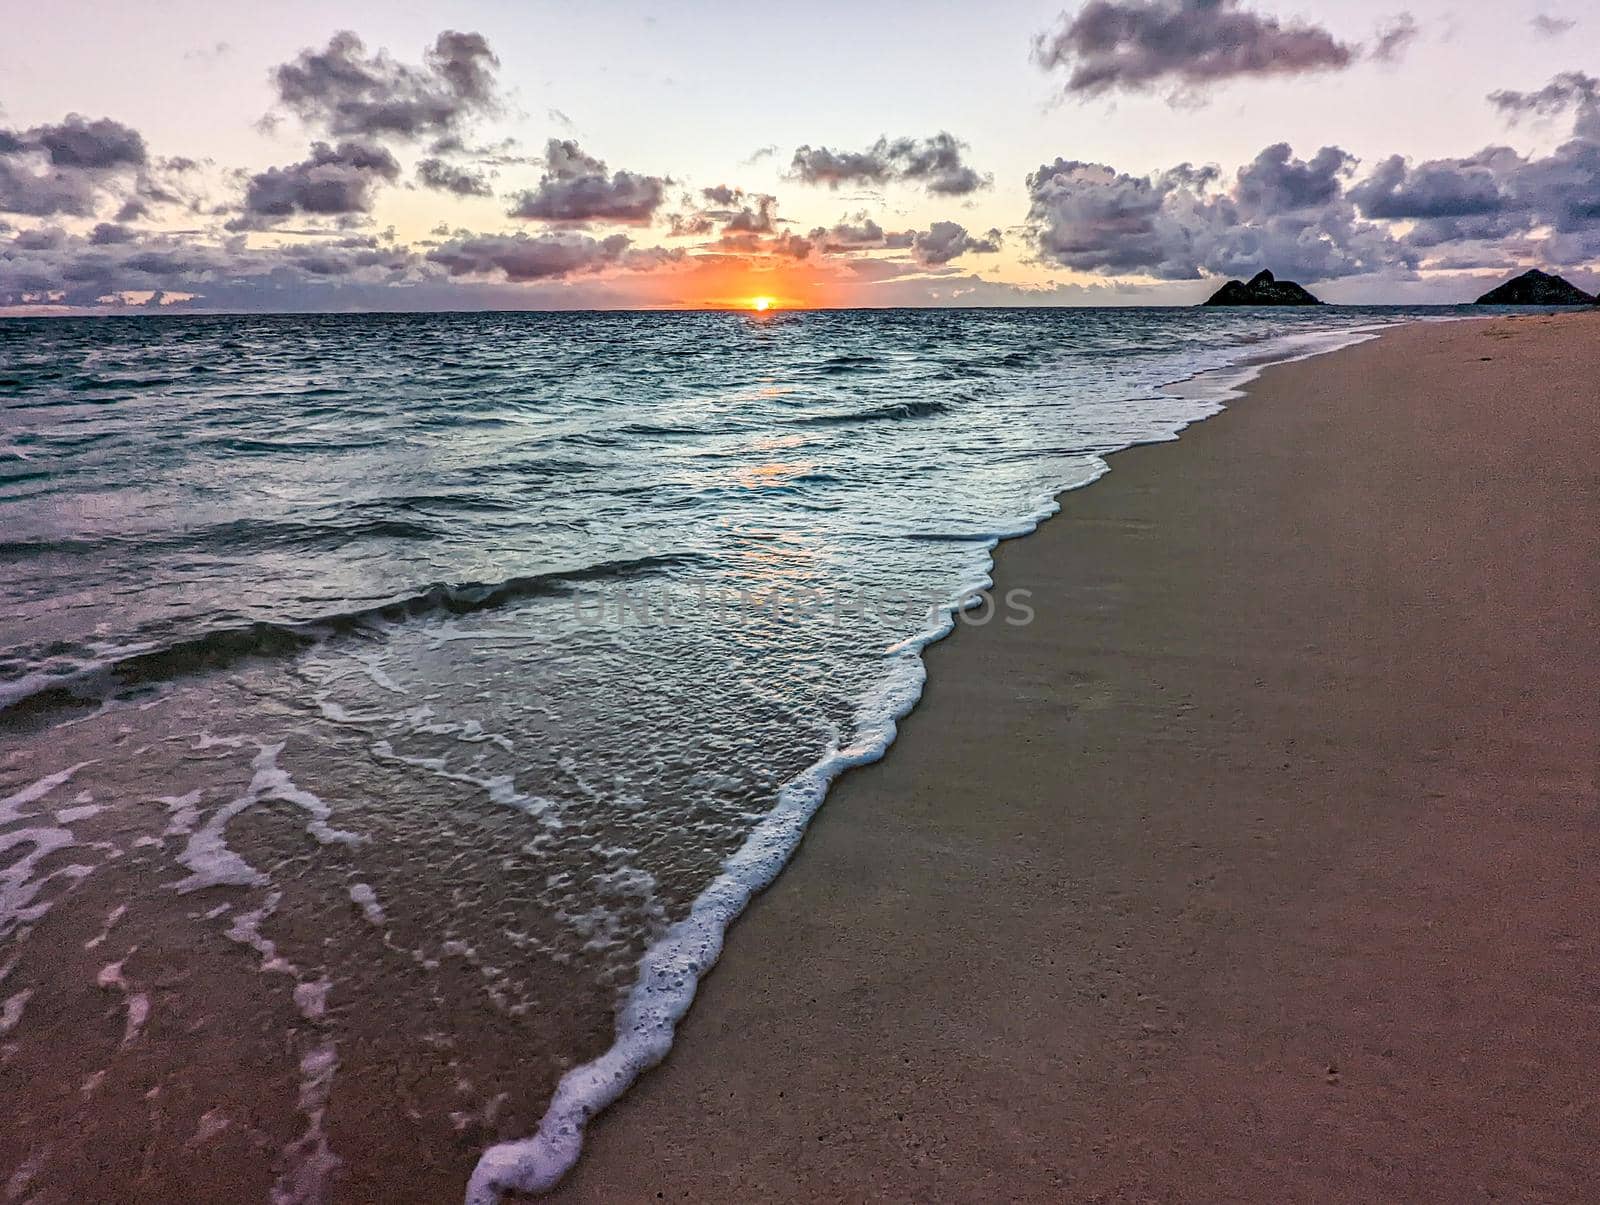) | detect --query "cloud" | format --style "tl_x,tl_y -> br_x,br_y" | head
1490,71 -> 1599,130
88,222 -> 137,245
231,140 -> 400,229
507,139 -> 667,225
769,230 -> 814,260
789,132 -> 990,195
911,221 -> 1003,266
1346,151 -> 1510,225
31,116 -> 147,170
0,115 -> 152,217
1026,73 -> 1600,283
270,30 -> 500,142
662,186 -> 795,247
427,230 -> 679,281
1348,82 -> 1600,262
0,225 -> 420,308
1236,142 -> 1354,211
1372,13 -> 1420,63
2,218 -> 688,310
719,193 -> 777,234
416,157 -> 492,197
808,214 -> 915,252
1531,14 -> 1577,38
1025,144 -> 1405,282
1033,0 -> 1356,100
800,212 -> 998,266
